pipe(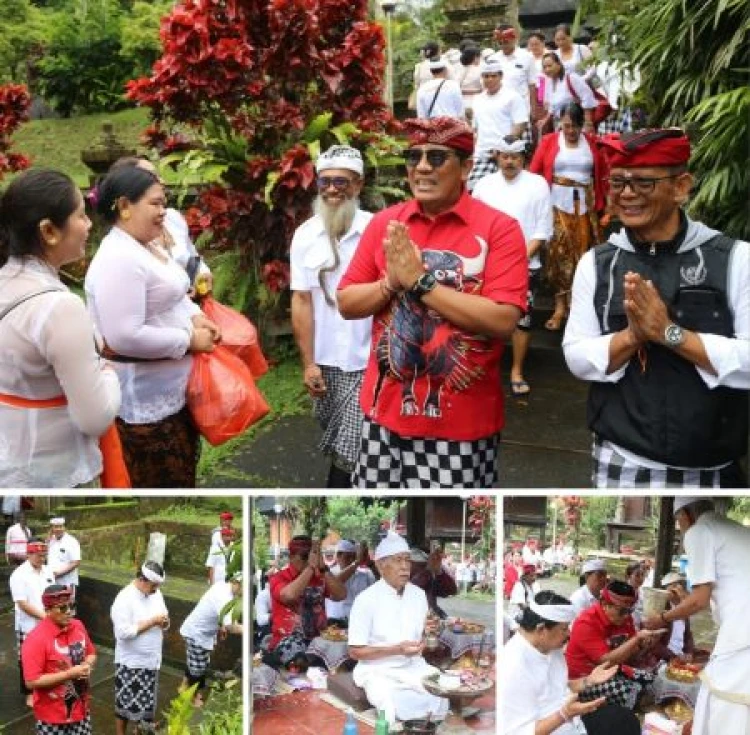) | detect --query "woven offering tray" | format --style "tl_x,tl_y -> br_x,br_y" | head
666,661 -> 700,683
423,671 -> 493,697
